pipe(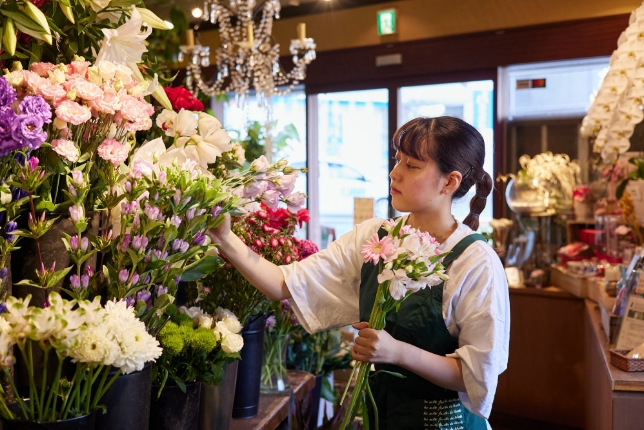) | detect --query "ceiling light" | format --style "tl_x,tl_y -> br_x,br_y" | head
191,7 -> 203,18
